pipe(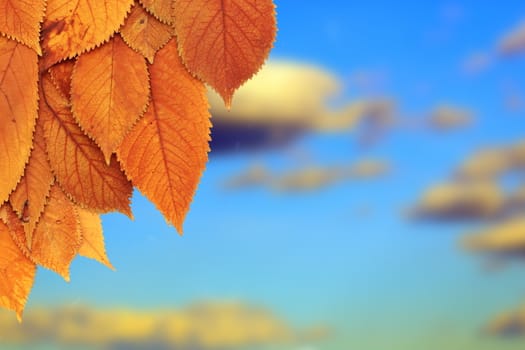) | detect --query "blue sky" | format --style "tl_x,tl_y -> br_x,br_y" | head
23,2 -> 525,349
